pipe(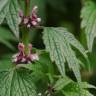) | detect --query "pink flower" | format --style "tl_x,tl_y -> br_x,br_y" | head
19,6 -> 41,28
12,43 -> 39,64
